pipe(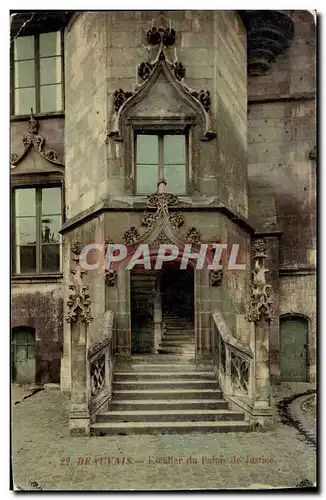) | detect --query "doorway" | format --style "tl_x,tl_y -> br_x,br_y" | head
280,315 -> 308,382
161,267 -> 194,323
130,266 -> 195,354
11,326 -> 36,384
